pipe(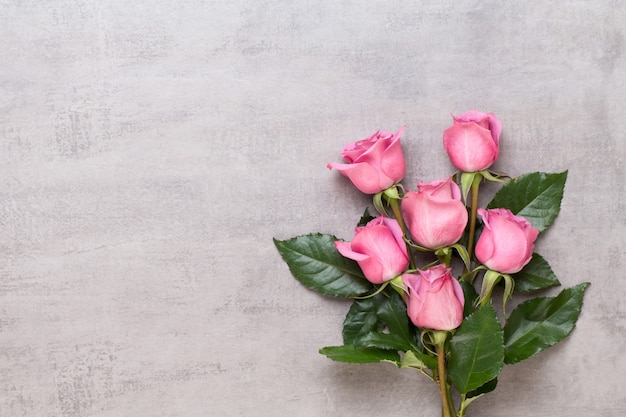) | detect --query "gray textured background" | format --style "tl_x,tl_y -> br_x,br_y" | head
1,1 -> 624,416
